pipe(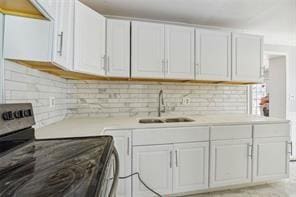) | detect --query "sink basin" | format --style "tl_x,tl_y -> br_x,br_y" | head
164,117 -> 195,123
139,119 -> 164,124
